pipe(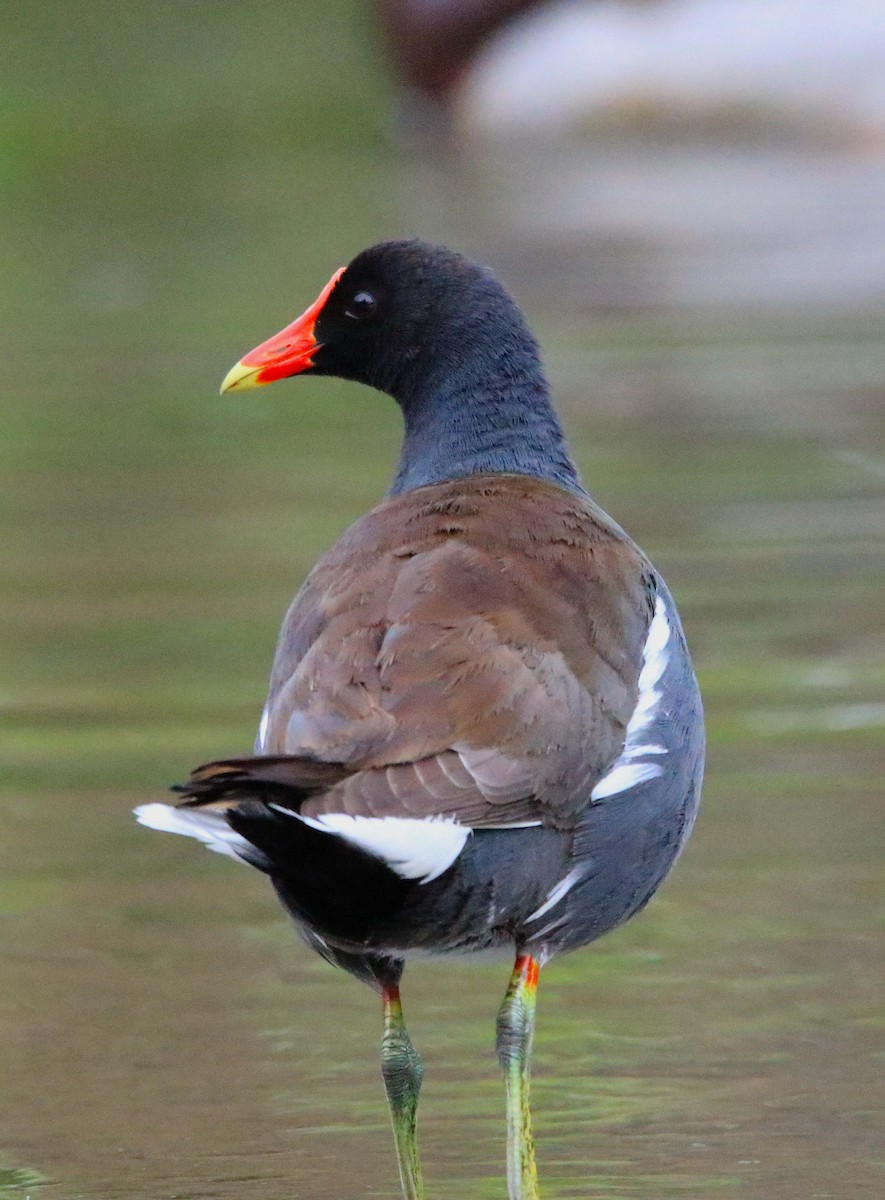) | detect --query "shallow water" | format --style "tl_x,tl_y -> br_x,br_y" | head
2,4 -> 884,1198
